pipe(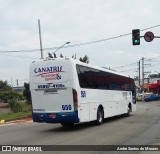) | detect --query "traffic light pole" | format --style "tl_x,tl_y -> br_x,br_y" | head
138,60 -> 141,87
142,57 -> 145,101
